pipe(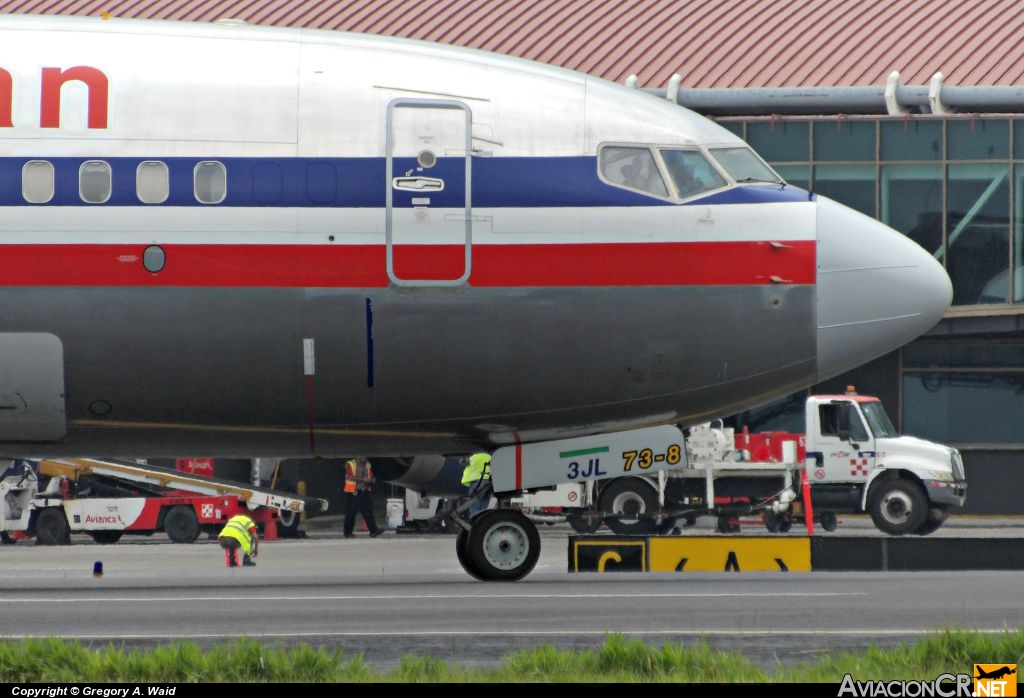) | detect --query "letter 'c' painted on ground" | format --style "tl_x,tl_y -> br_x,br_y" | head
597,551 -> 623,571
